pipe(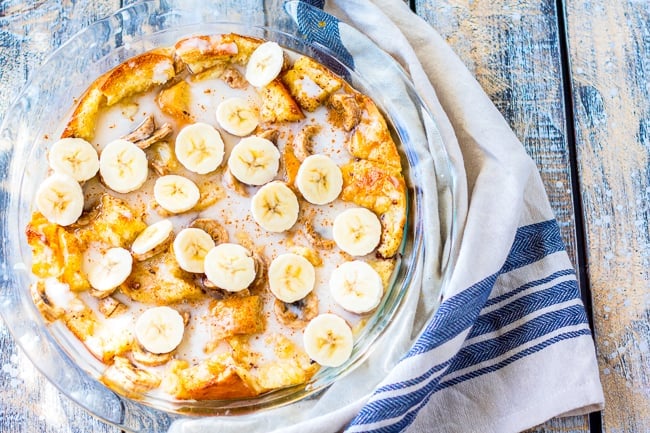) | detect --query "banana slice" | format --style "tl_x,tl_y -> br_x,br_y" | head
215,97 -> 259,136
173,227 -> 215,273
48,137 -> 100,182
131,219 -> 174,260
228,136 -> 280,185
135,306 -> 185,354
268,253 -> 316,303
295,154 -> 343,205
35,173 -> 84,226
303,313 -> 353,367
204,243 -> 256,292
175,122 -> 225,174
153,175 -> 200,214
245,41 -> 285,87
330,260 -> 383,314
332,207 -> 382,256
85,247 -> 133,292
99,139 -> 149,193
251,181 -> 299,232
